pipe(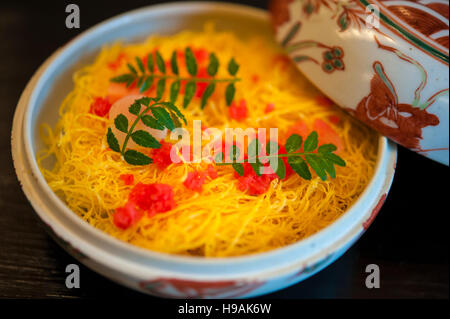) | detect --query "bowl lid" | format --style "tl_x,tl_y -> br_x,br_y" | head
270,0 -> 449,165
